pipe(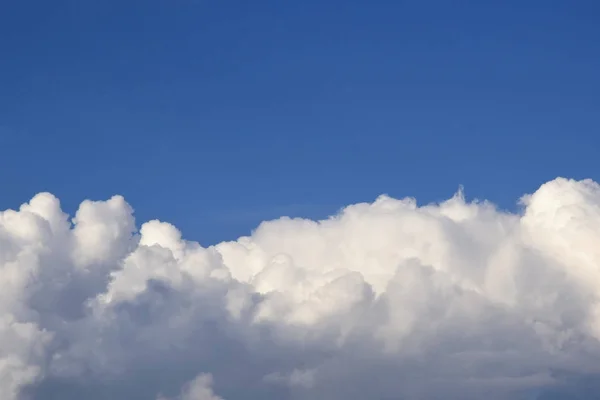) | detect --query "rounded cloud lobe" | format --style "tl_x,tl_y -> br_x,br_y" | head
3,178 -> 600,399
